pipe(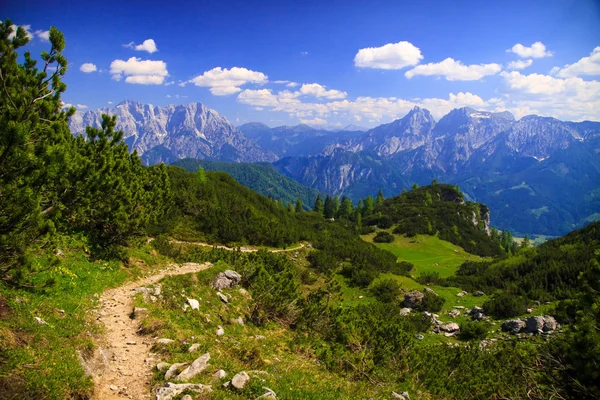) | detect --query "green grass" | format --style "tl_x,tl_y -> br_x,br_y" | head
0,235 -> 170,399
362,232 -> 486,277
